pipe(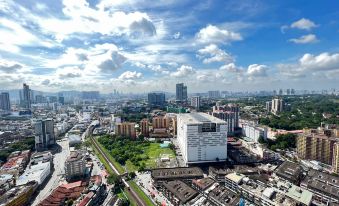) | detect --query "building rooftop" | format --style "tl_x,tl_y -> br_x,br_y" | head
163,180 -> 198,203
177,113 -> 226,124
152,167 -> 204,180
226,173 -> 245,184
66,151 -> 84,162
192,177 -> 215,191
285,184 -> 313,206
16,161 -> 50,186
301,169 -> 339,200
207,184 -> 240,206
275,161 -> 302,183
